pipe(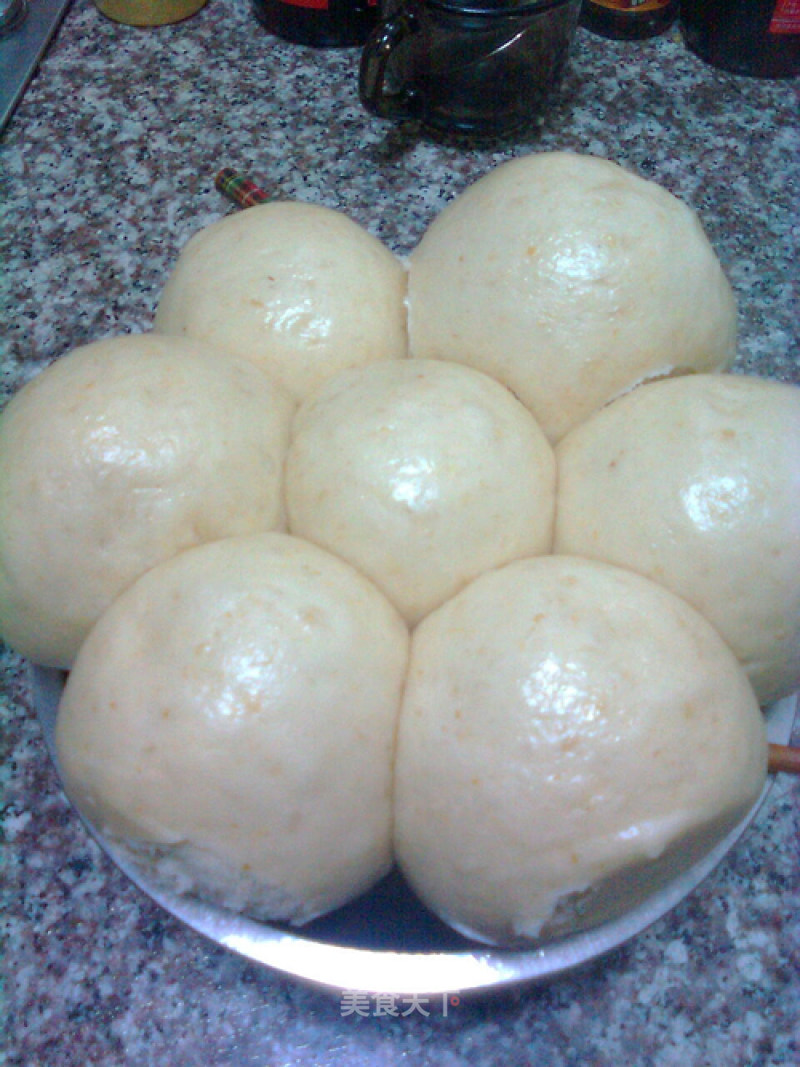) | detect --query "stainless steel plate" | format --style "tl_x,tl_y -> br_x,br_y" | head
32,665 -> 797,997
